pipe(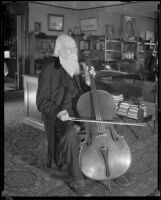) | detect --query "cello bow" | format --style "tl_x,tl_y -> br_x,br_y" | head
69,117 -> 146,127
